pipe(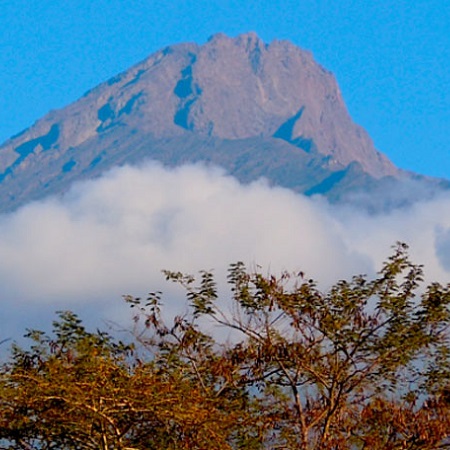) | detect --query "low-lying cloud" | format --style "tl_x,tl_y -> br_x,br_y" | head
1,162 -> 450,336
